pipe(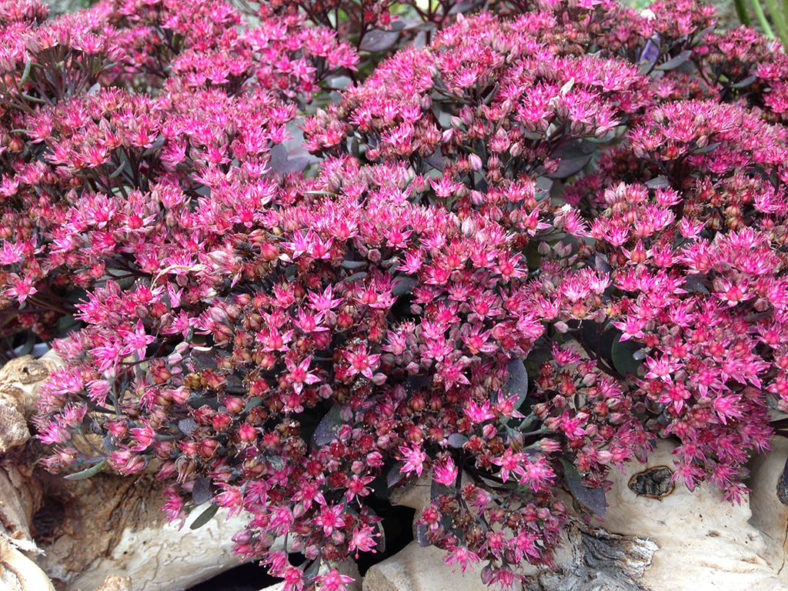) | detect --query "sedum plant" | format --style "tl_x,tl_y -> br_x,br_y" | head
0,0 -> 785,589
